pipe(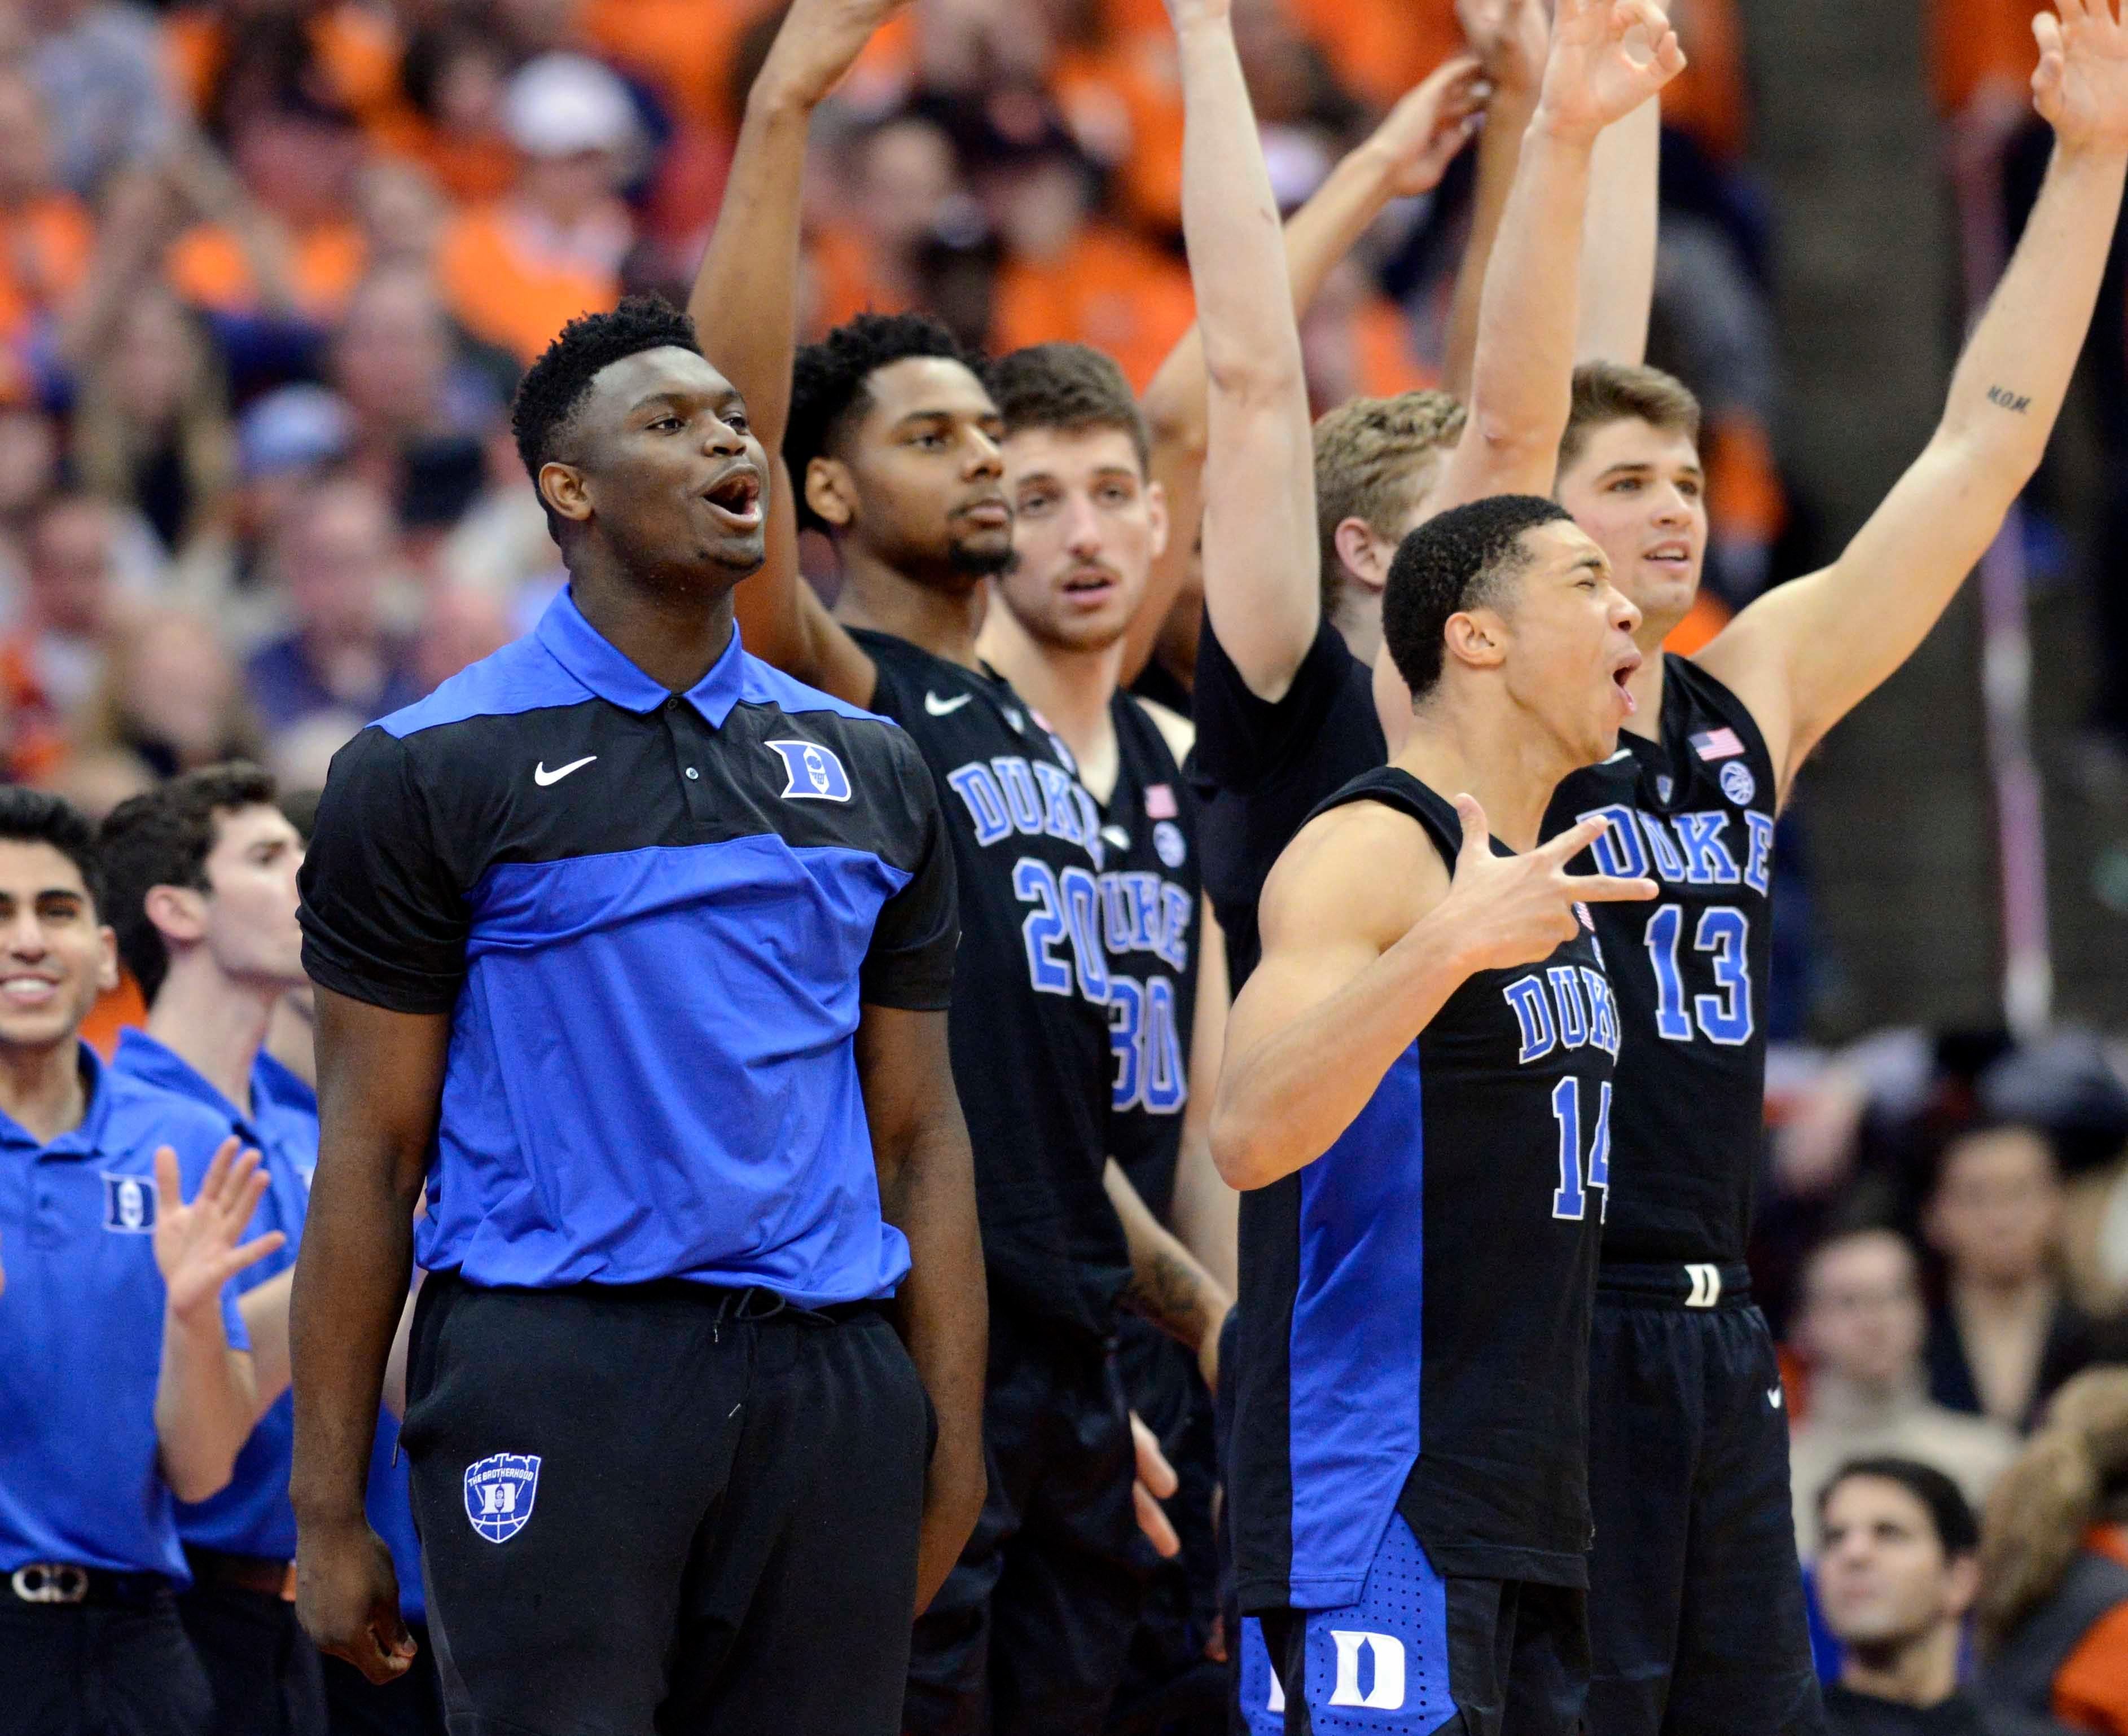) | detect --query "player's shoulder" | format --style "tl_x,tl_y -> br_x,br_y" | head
98,1068 -> 236,1171
375,630 -> 580,744
1265,789 -> 1447,942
